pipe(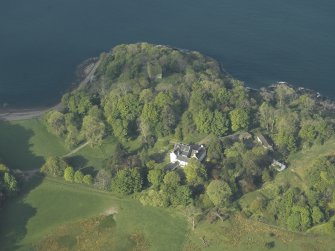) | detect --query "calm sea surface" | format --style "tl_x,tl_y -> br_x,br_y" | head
0,0 -> 334,108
